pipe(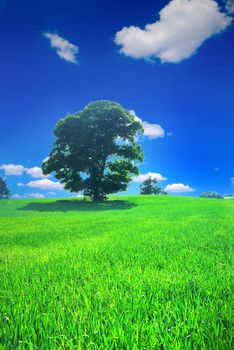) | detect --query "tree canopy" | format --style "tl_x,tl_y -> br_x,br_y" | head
140,177 -> 167,195
0,177 -> 10,199
42,100 -> 144,200
200,191 -> 223,199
